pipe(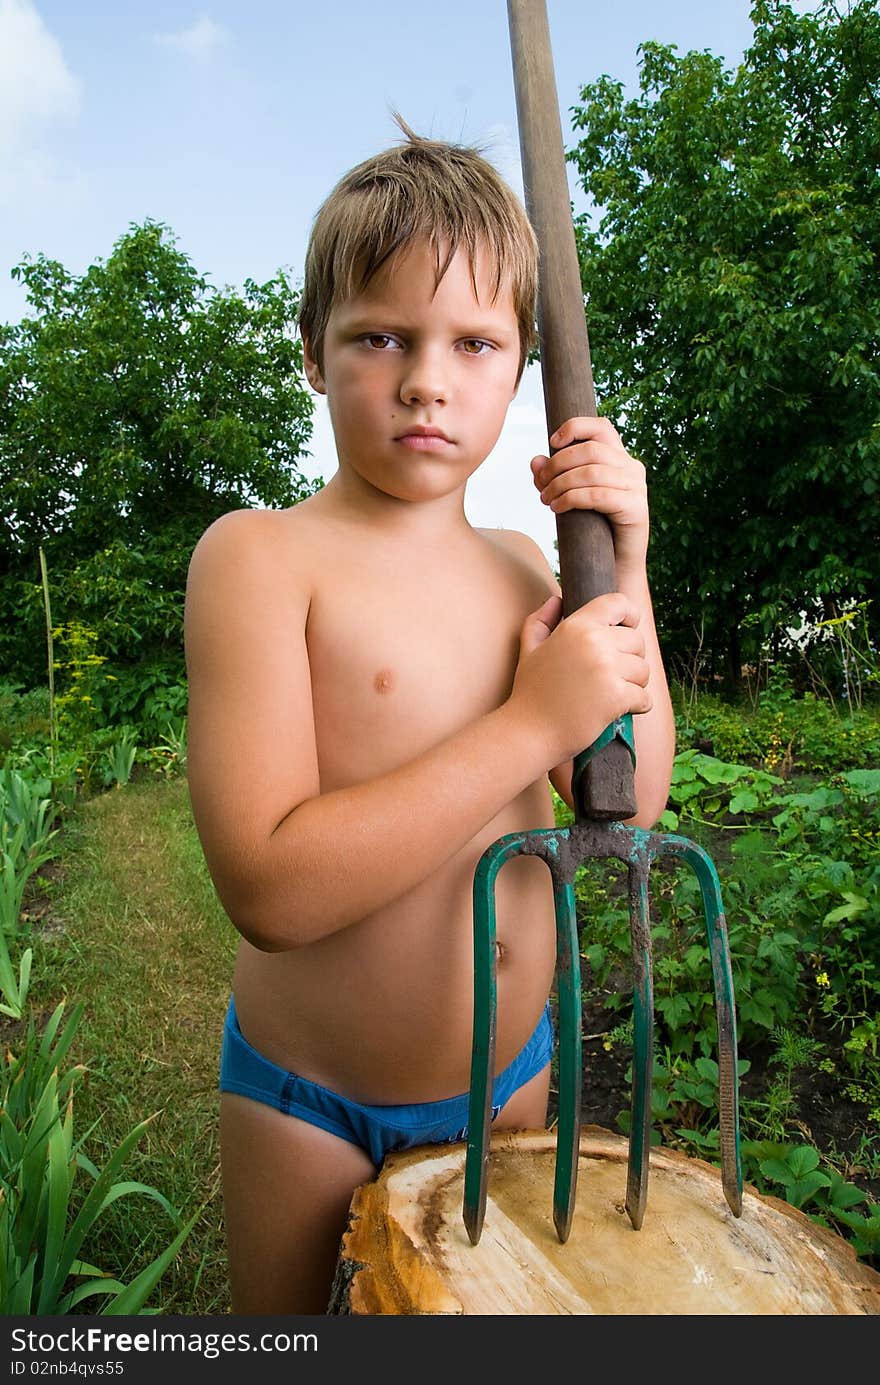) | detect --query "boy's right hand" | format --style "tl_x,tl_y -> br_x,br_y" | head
509,593 -> 652,767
